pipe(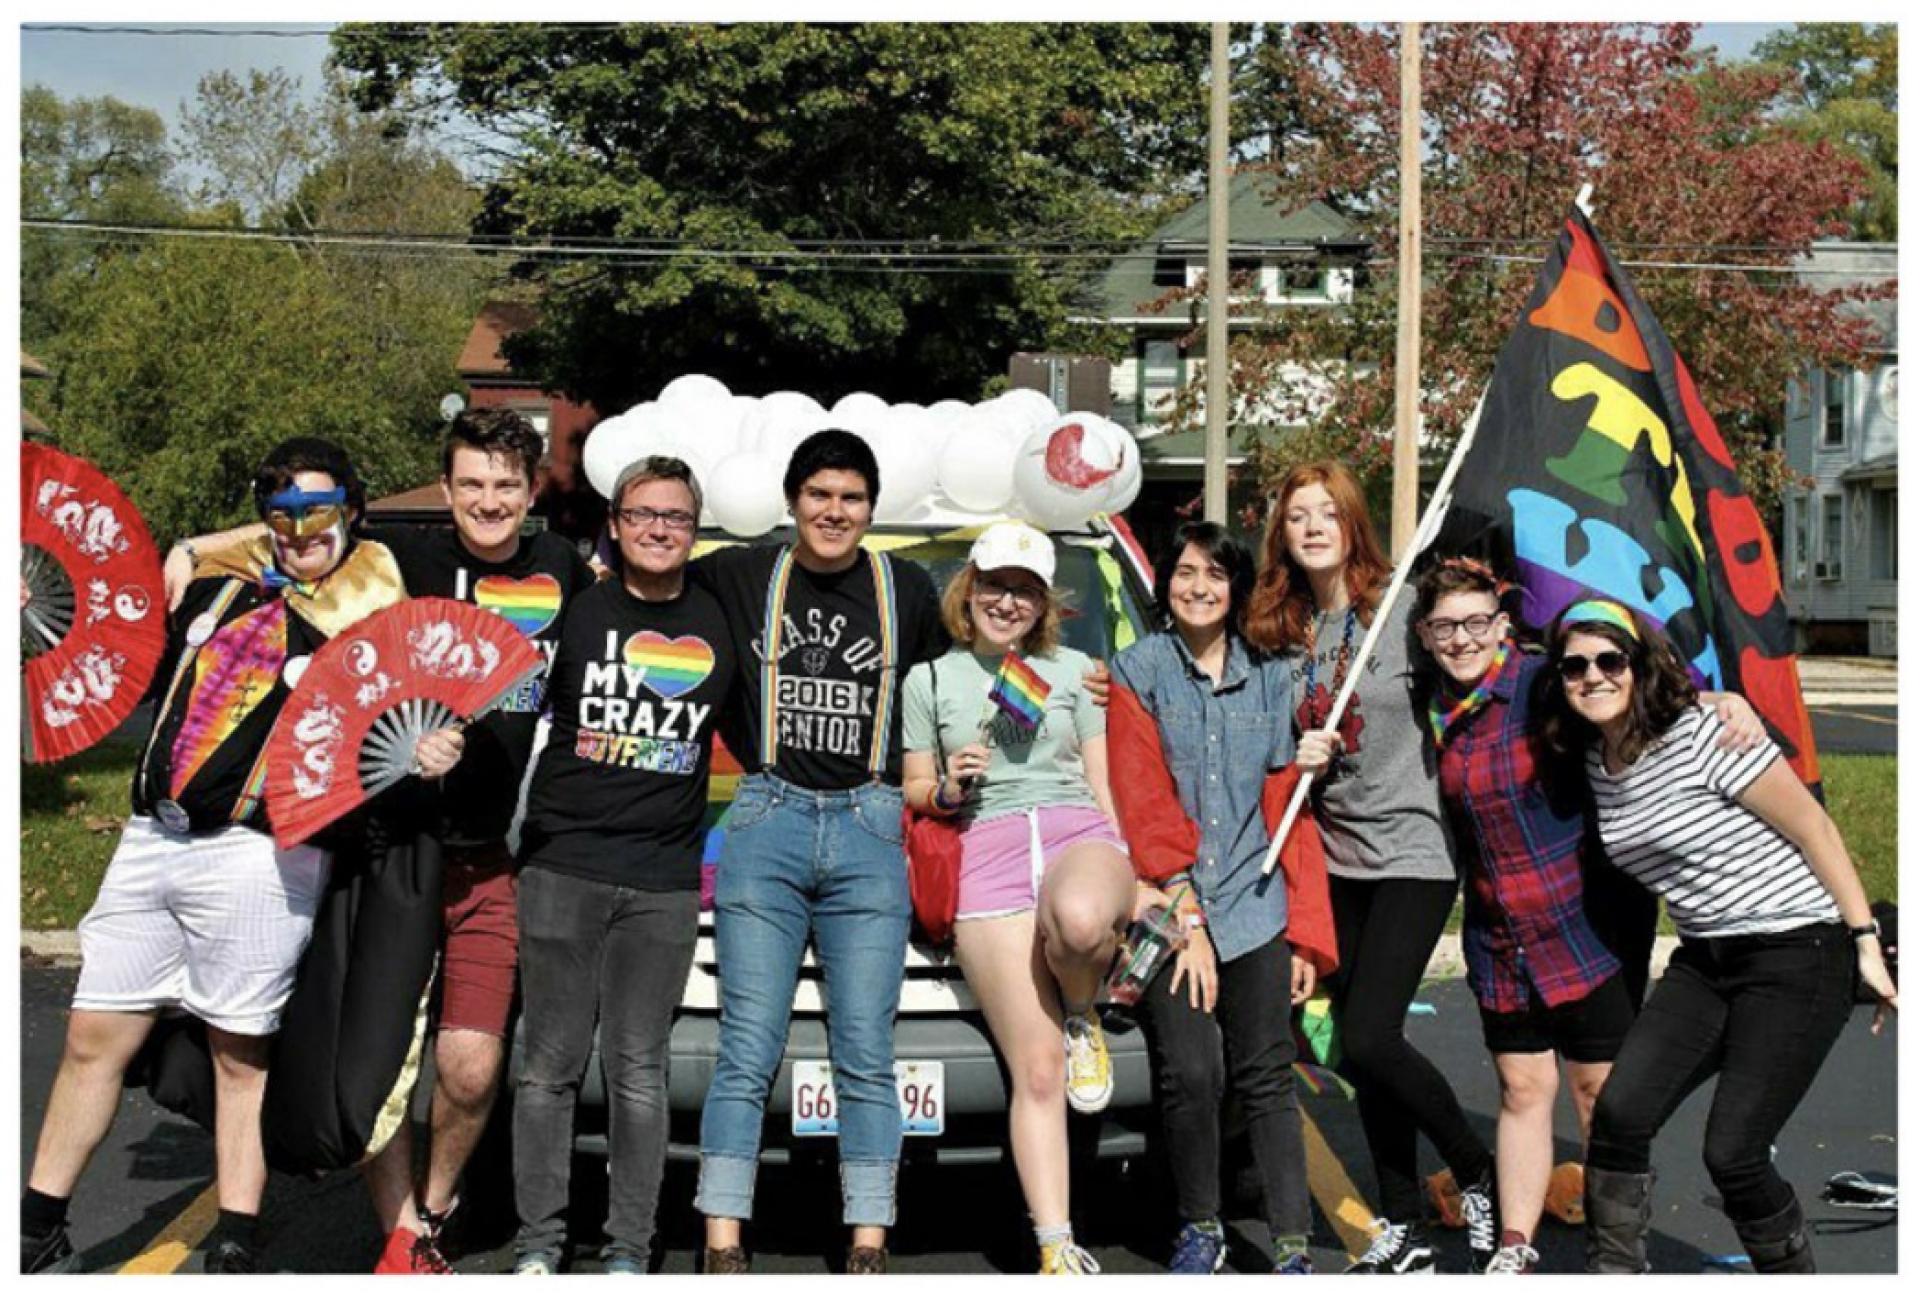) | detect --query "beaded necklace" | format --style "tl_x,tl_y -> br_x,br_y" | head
1302,604 -> 1358,729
